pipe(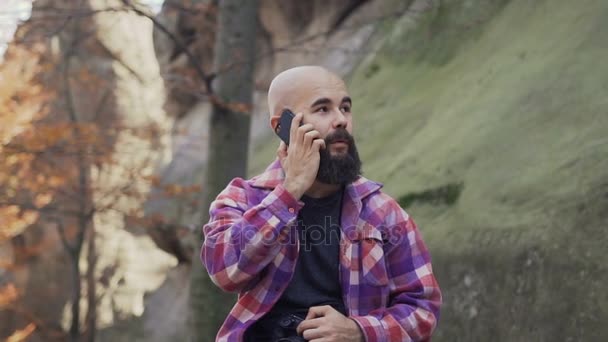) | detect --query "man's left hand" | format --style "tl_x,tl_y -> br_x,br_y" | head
296,305 -> 364,342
